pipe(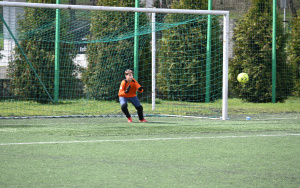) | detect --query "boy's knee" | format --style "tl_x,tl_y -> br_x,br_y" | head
121,103 -> 128,110
135,105 -> 143,111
